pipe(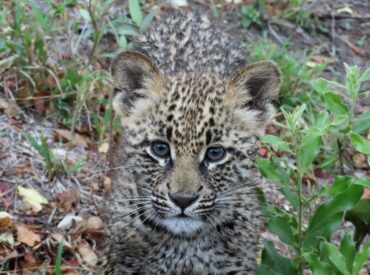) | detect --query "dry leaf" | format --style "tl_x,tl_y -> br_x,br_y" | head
56,191 -> 79,212
91,182 -> 100,191
0,249 -> 18,262
0,231 -> 14,245
15,164 -> 32,174
337,6 -> 353,15
16,225 -> 41,247
17,186 -> 48,212
78,243 -> 98,265
353,153 -> 367,168
340,36 -> 367,57
51,233 -> 73,249
311,55 -> 332,64
87,216 -> 103,230
57,215 -> 83,230
54,129 -> 90,148
0,96 -> 18,116
0,212 -> 11,219
0,55 -> 17,75
103,176 -> 112,192
98,142 -> 109,153
306,61 -> 319,68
